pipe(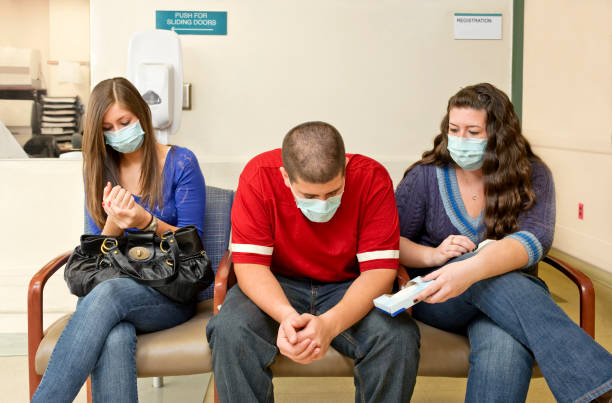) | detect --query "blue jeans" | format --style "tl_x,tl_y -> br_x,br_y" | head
206,274 -> 420,403
412,254 -> 612,403
32,278 -> 195,403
